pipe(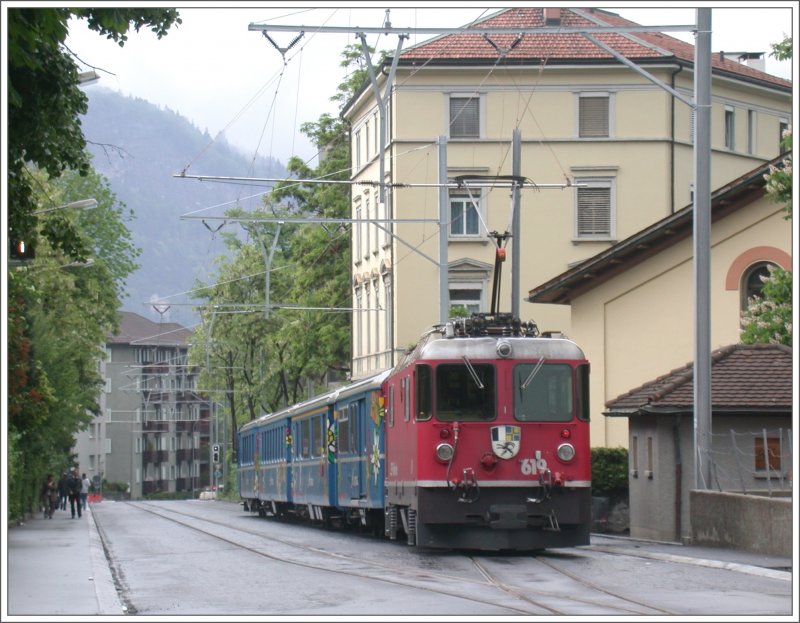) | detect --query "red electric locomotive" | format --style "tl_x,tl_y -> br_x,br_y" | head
382,312 -> 591,551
